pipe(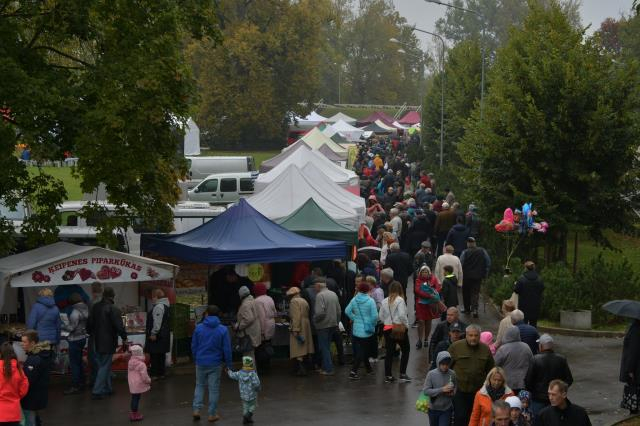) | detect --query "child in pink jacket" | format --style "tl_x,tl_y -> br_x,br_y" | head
128,345 -> 151,422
